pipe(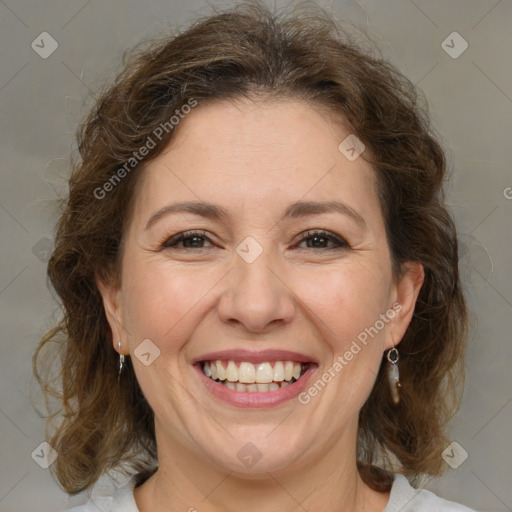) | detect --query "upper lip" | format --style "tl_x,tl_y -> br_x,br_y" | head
192,349 -> 317,365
